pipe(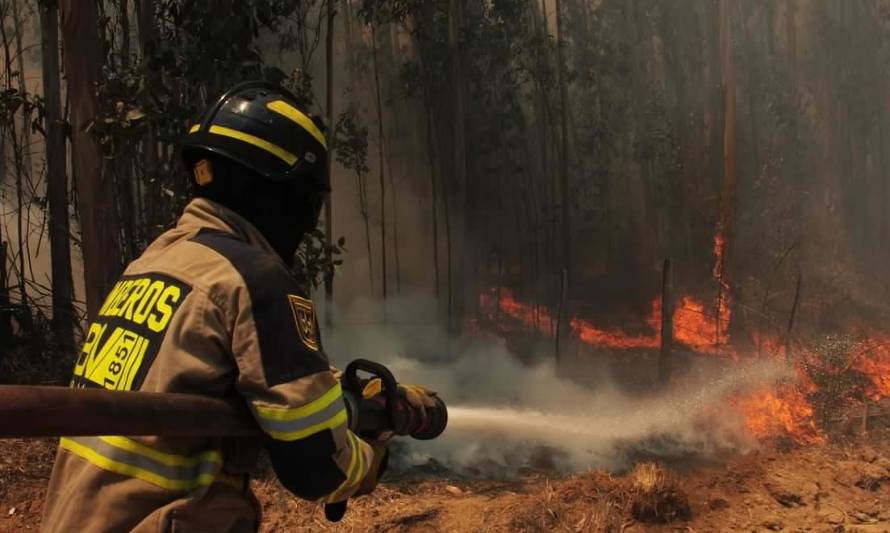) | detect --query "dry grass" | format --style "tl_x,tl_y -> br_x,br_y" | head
627,462 -> 691,524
